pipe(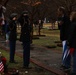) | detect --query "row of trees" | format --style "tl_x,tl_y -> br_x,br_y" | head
1,0 -> 76,22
